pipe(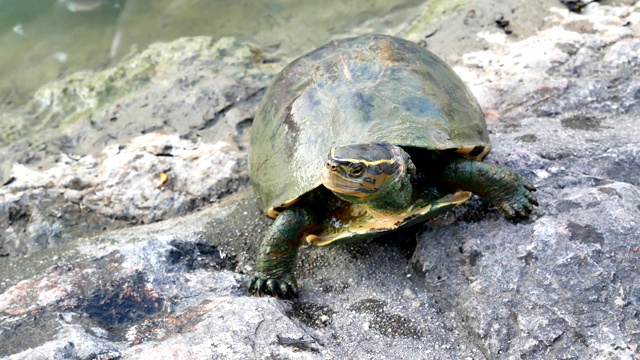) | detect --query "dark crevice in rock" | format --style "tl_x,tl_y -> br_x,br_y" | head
276,335 -> 322,353
168,240 -> 237,271
348,299 -> 423,339
291,301 -> 336,328
198,101 -> 235,131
